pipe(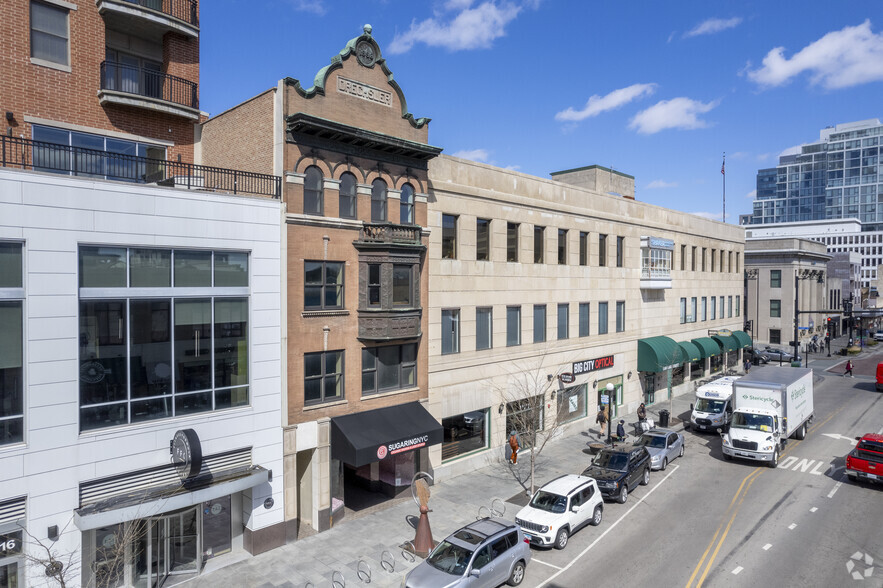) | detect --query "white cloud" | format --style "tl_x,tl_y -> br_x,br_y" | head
746,189 -> 757,199
684,17 -> 743,38
646,180 -> 678,189
779,145 -> 802,157
287,0 -> 325,15
628,97 -> 719,134
728,151 -> 749,160
748,20 -> 883,89
450,148 -> 490,162
389,2 -> 521,54
555,83 -> 657,122
690,211 -> 724,221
